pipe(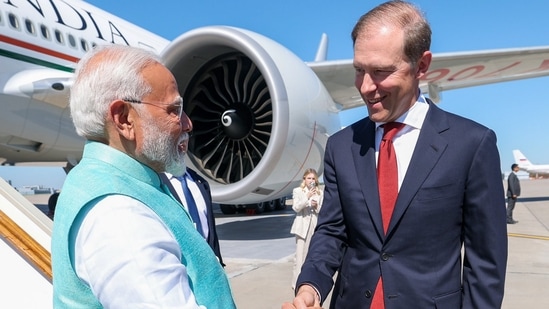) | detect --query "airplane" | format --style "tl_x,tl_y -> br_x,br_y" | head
2,0 -> 549,215
512,149 -> 549,178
